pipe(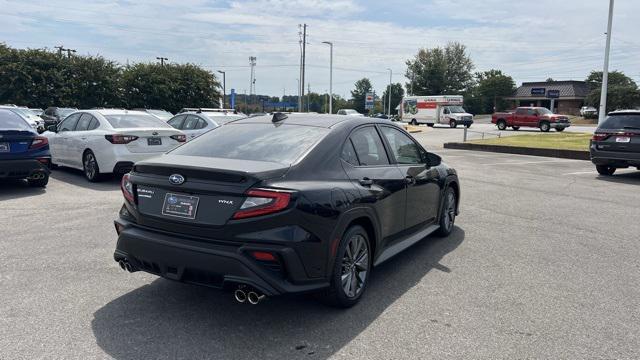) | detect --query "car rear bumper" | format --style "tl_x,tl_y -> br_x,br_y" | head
0,158 -> 50,179
113,218 -> 329,296
590,146 -> 640,167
